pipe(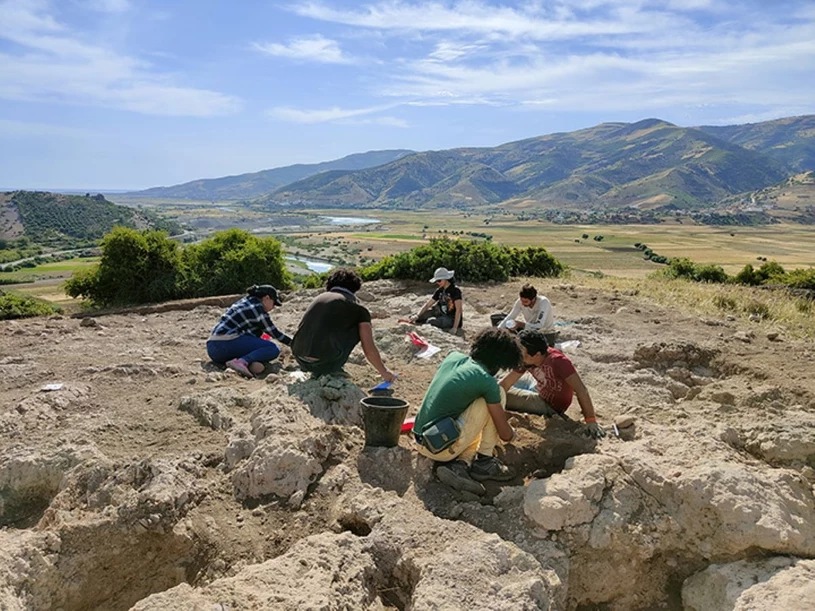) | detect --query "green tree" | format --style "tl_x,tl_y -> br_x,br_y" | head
65,227 -> 182,306
182,229 -> 291,297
